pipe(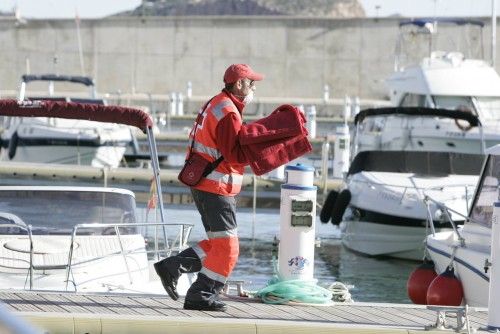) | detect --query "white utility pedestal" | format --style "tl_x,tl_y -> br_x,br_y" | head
306,106 -> 317,139
333,125 -> 350,179
170,92 -> 178,116
278,164 -> 317,280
